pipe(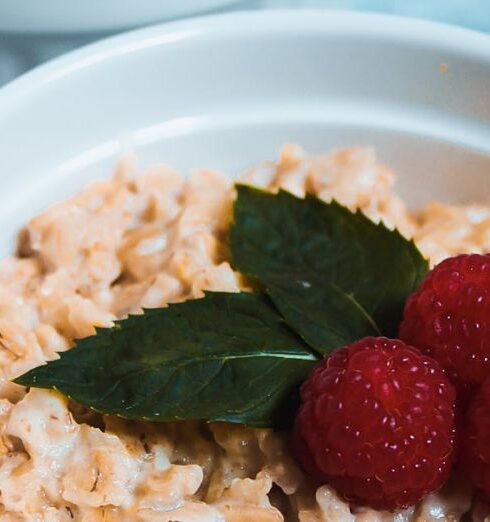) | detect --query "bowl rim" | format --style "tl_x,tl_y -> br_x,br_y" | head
1,9 -> 490,115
